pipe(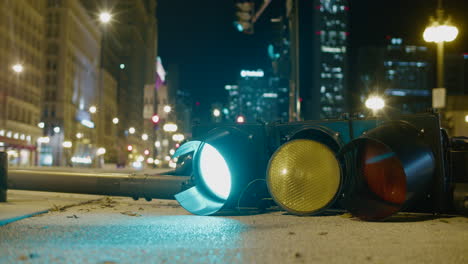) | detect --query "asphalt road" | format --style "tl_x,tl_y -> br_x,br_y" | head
1,196 -> 467,264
